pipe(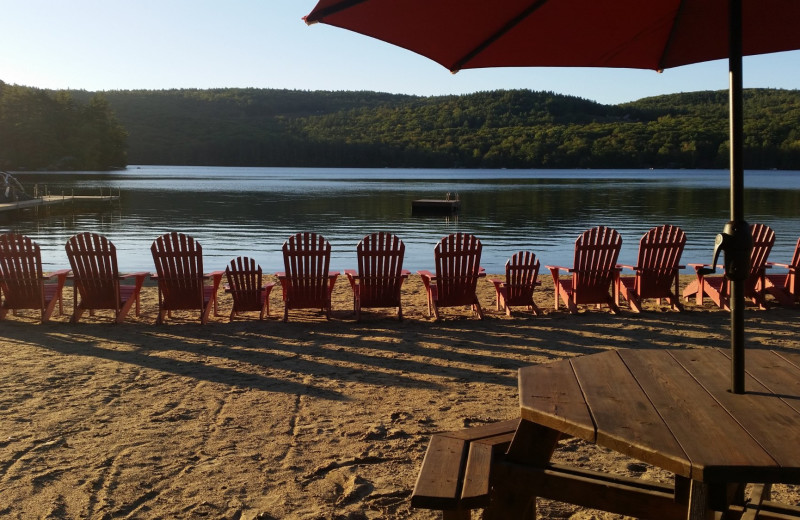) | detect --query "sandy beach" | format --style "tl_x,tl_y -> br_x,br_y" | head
1,274 -> 799,519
